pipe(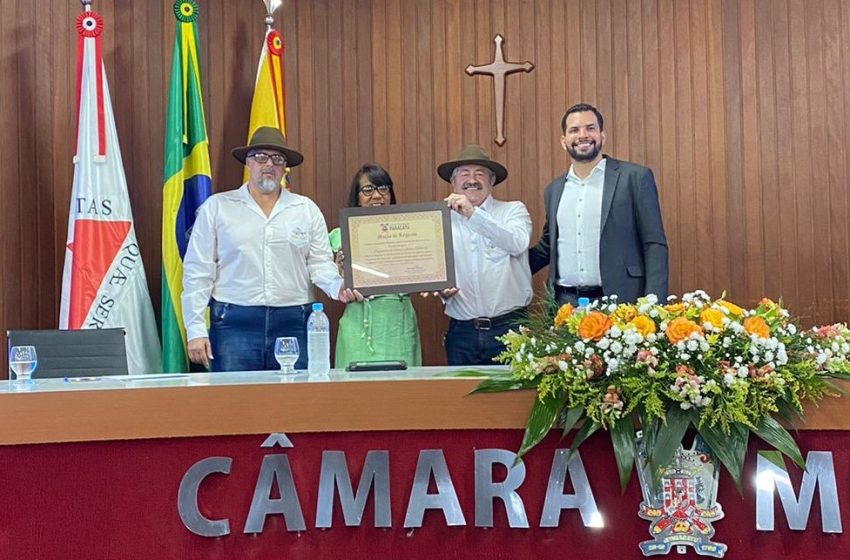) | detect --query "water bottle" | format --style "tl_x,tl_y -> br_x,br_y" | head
307,302 -> 331,375
577,297 -> 591,310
